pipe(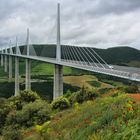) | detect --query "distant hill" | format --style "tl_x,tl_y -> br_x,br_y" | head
95,46 -> 140,66
18,45 -> 140,67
